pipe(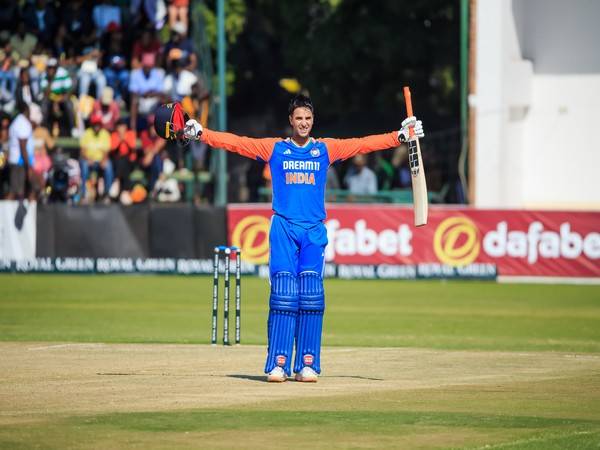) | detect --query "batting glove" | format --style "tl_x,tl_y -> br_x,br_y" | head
184,119 -> 203,140
398,116 -> 424,142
